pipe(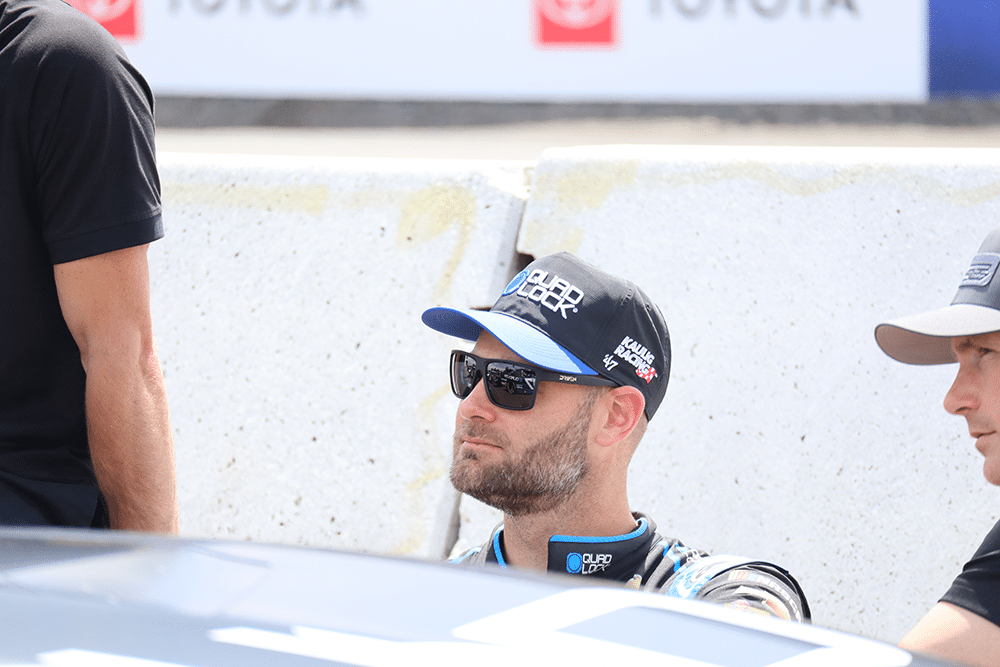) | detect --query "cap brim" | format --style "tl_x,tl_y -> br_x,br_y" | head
421,307 -> 597,375
875,303 -> 1000,365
